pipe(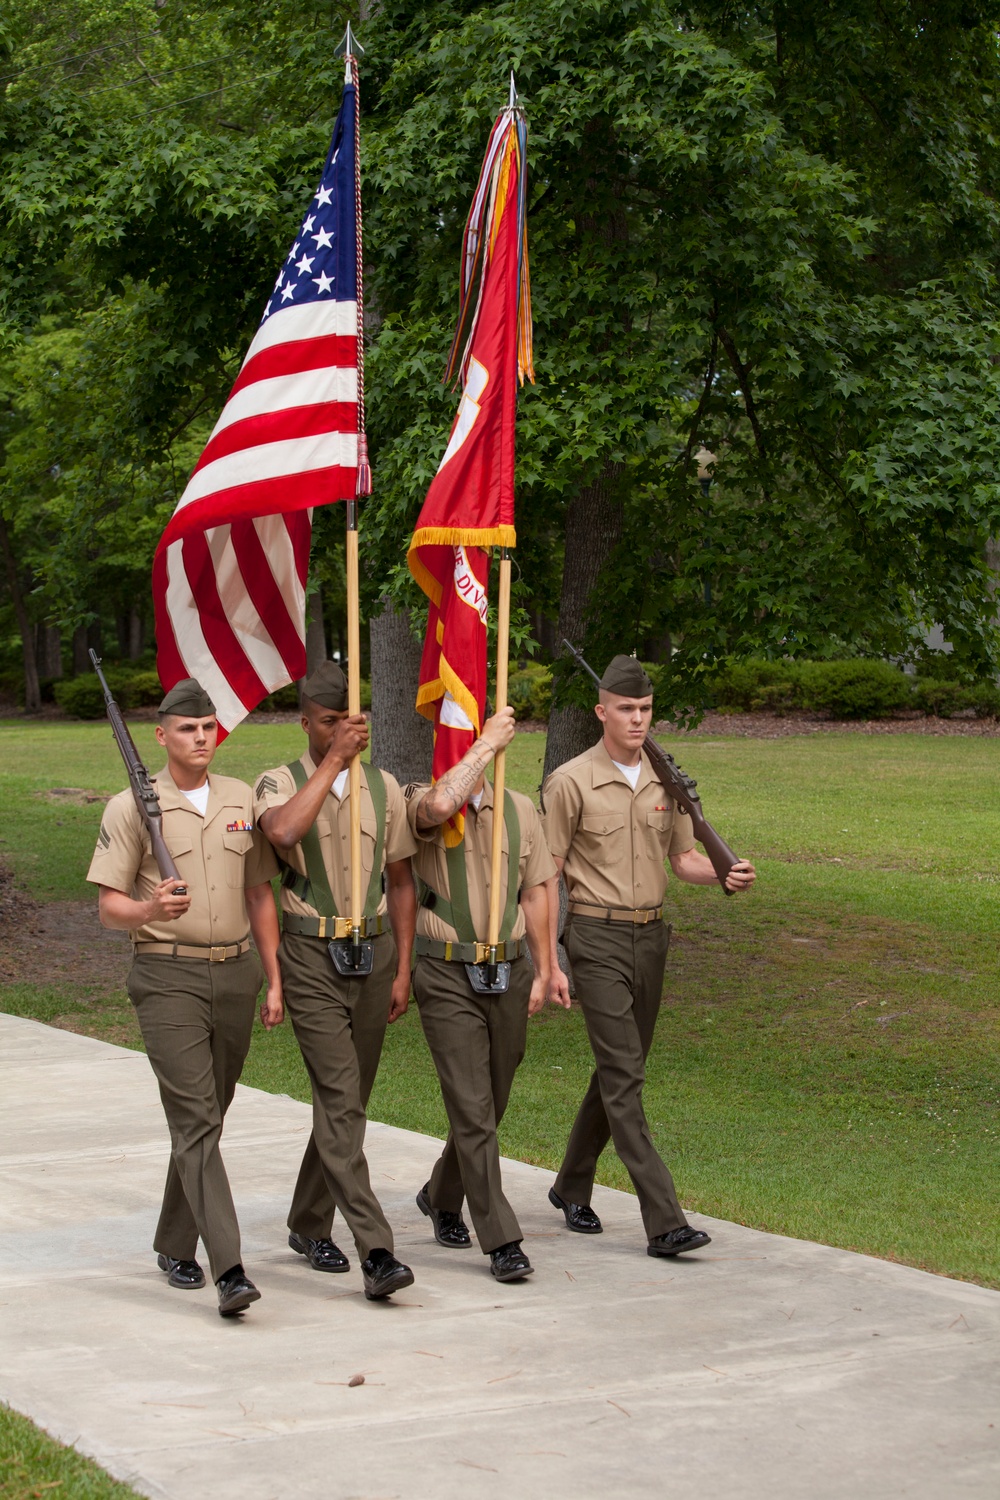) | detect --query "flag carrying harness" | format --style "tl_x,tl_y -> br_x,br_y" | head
417,791 -> 520,947
279,760 -> 387,925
